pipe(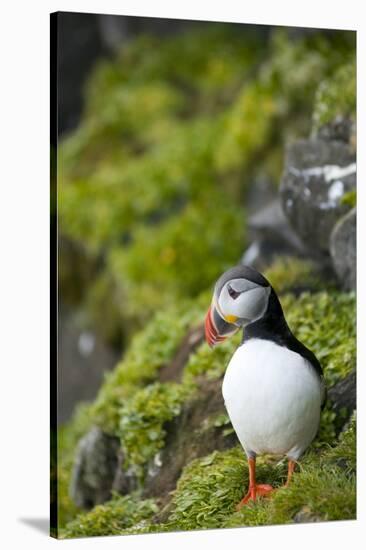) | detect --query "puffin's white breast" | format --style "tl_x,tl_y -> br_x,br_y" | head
222,338 -> 322,460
